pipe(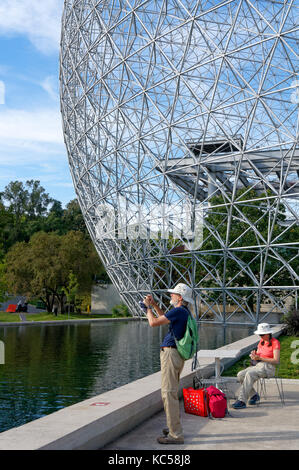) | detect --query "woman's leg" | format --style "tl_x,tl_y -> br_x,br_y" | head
237,363 -> 268,403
